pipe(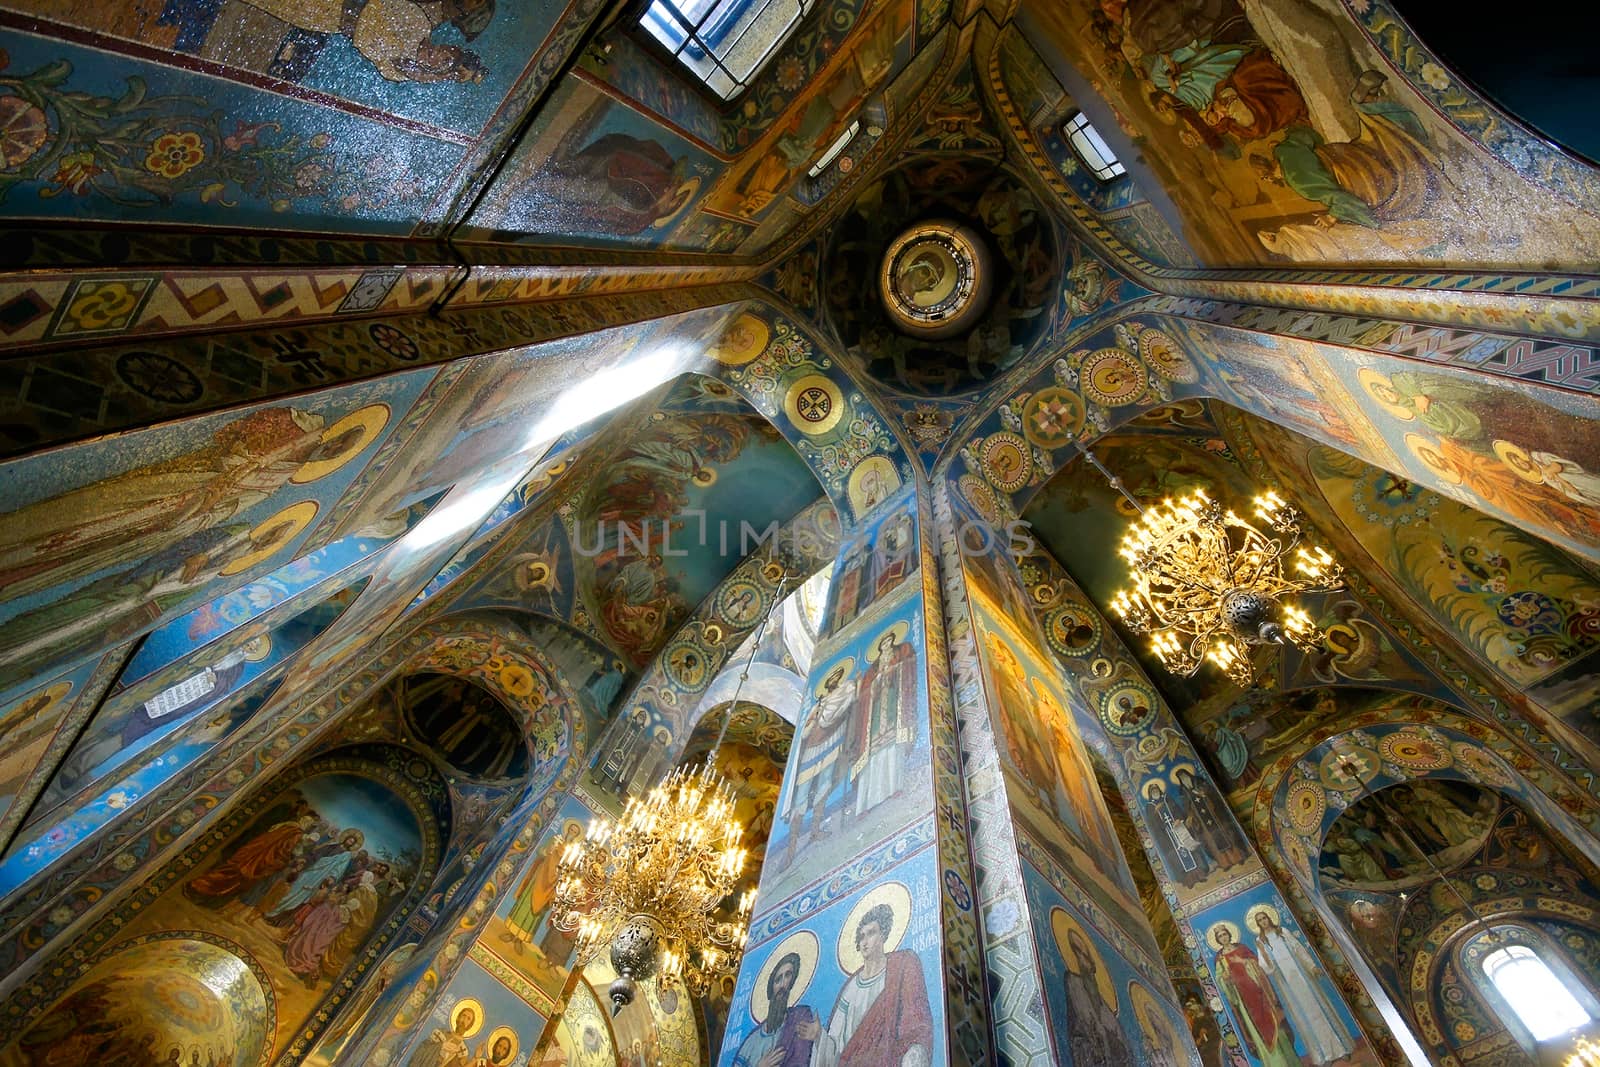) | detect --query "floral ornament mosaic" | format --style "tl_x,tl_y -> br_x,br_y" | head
961,322 -> 1193,498
0,57 -> 414,215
